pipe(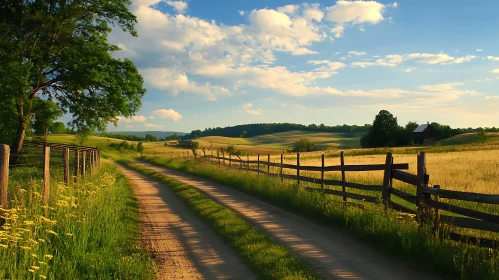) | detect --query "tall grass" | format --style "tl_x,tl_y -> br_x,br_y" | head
0,161 -> 156,279
141,156 -> 499,280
